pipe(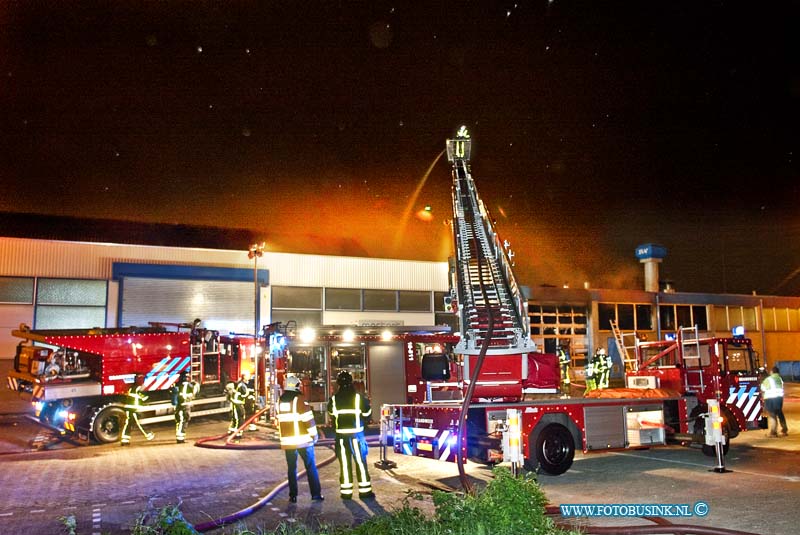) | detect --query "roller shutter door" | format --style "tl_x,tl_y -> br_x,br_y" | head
120,277 -> 254,333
